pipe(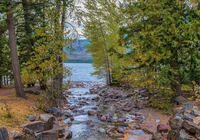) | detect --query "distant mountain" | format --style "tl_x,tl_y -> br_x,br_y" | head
63,39 -> 92,63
